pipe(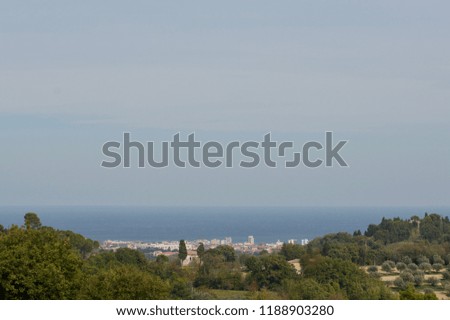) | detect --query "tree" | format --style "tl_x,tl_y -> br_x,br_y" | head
303,257 -> 394,299
407,263 -> 418,271
432,254 -> 444,265
396,262 -> 407,271
280,243 -> 305,260
58,230 -> 99,258
399,270 -> 415,284
207,245 -> 236,262
432,263 -> 443,272
197,243 -> 205,261
399,284 -> 437,300
245,255 -> 298,290
24,212 -> 42,230
419,262 -> 432,273
367,265 -> 378,273
156,254 -> 169,264
284,278 -> 335,300
114,248 -> 148,269
194,249 -> 243,290
428,277 -> 439,287
416,255 -> 429,264
381,261 -> 392,272
413,271 -> 424,286
394,277 -> 407,290
79,265 -> 170,299
178,240 -> 187,265
0,226 -> 83,299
